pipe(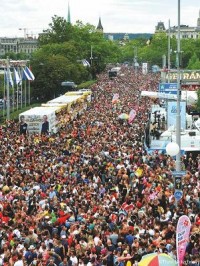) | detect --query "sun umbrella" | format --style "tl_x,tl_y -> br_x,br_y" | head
118,113 -> 129,120
138,253 -> 177,266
